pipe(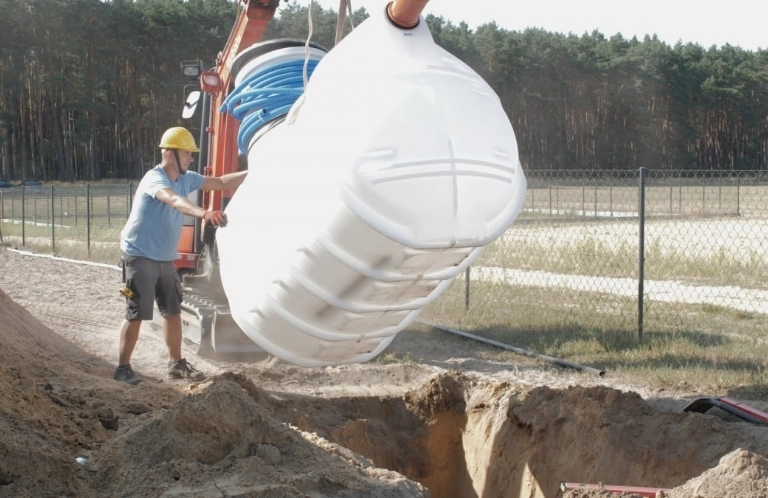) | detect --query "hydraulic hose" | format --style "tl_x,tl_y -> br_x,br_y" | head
220,58 -> 320,153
